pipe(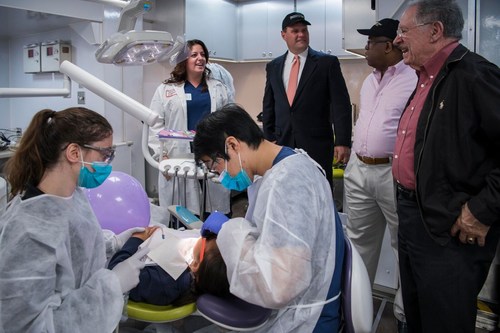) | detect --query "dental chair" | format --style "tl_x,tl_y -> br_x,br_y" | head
115,300 -> 197,333
341,235 -> 374,333
196,293 -> 272,331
